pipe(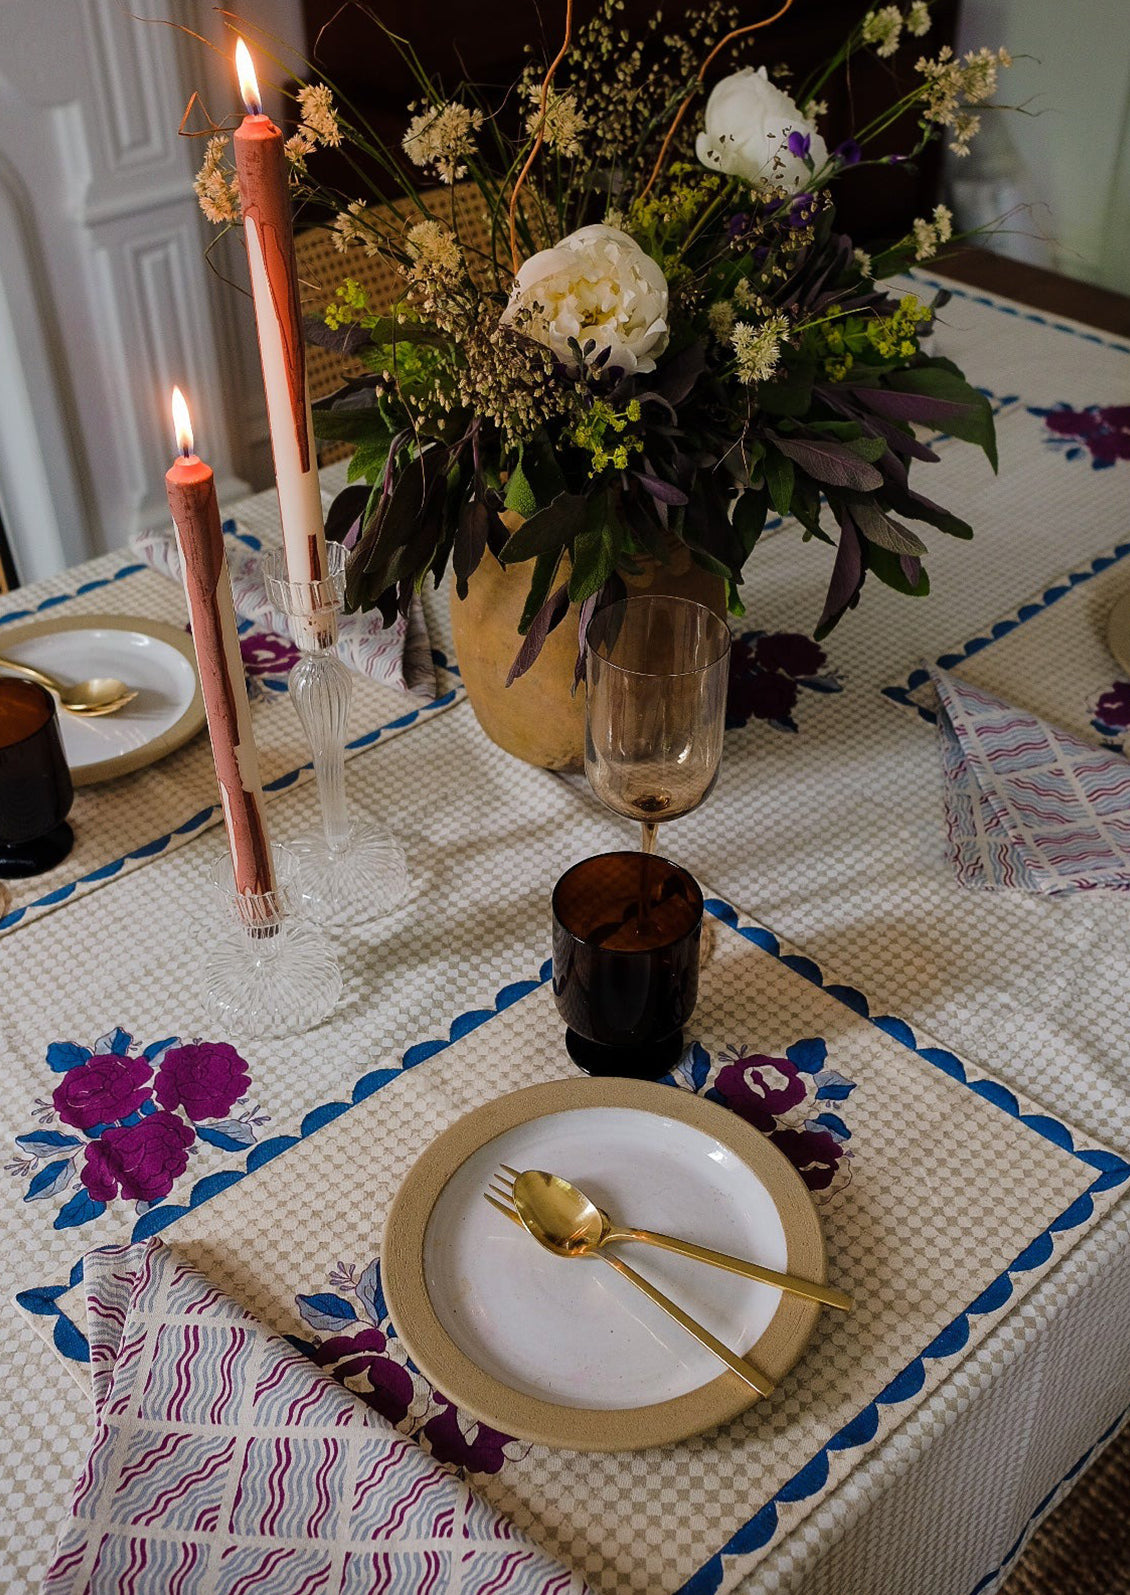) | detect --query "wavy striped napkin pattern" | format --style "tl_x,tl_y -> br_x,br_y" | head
42,1240 -> 583,1595
932,667 -> 1130,892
